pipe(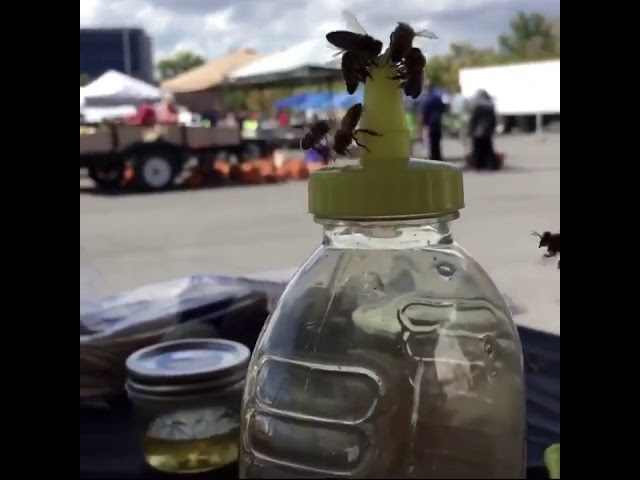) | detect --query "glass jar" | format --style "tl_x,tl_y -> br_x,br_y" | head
126,339 -> 249,474
240,215 -> 526,478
